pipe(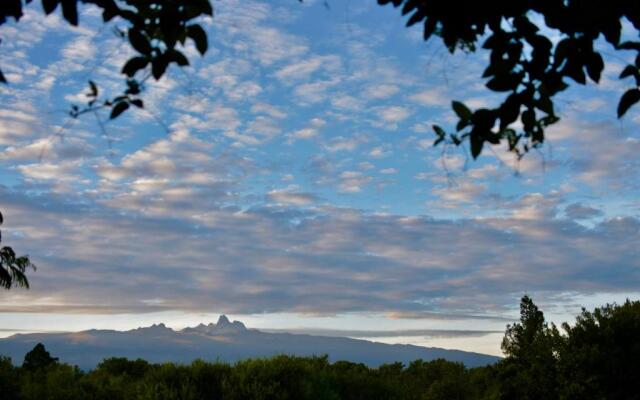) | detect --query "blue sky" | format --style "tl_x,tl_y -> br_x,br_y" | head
0,0 -> 639,356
